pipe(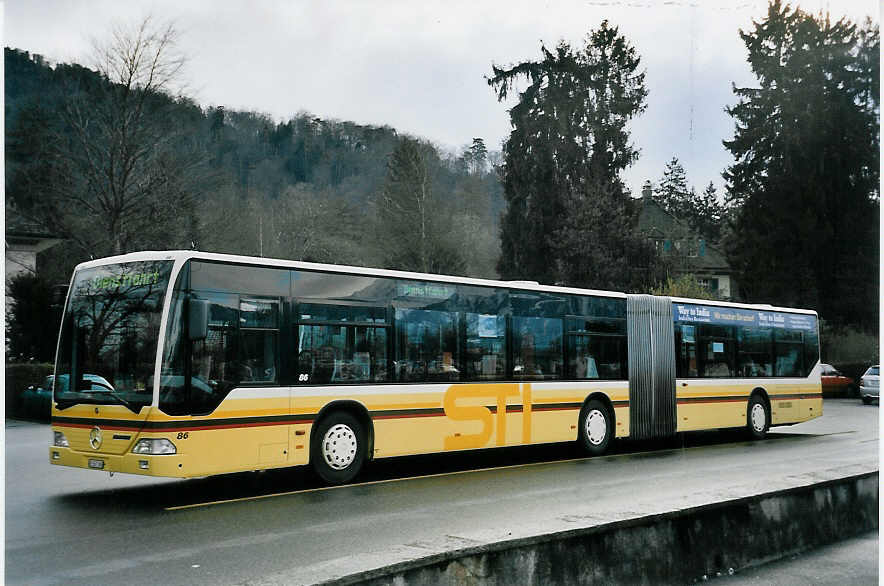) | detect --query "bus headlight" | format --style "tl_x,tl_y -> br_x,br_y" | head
132,438 -> 177,455
53,431 -> 69,448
